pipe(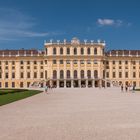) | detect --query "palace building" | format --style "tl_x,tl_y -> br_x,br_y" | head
0,37 -> 140,88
